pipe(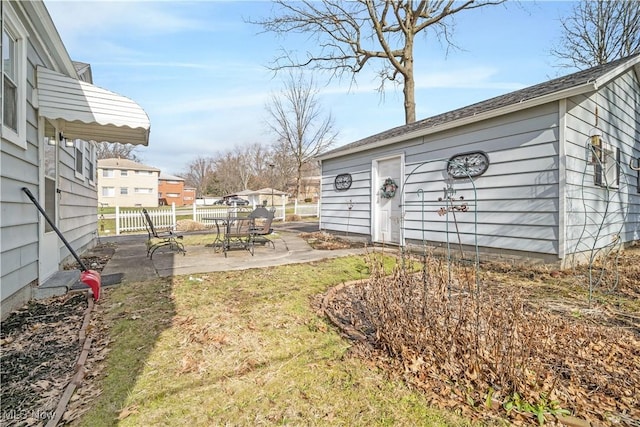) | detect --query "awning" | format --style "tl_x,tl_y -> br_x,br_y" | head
36,66 -> 150,146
